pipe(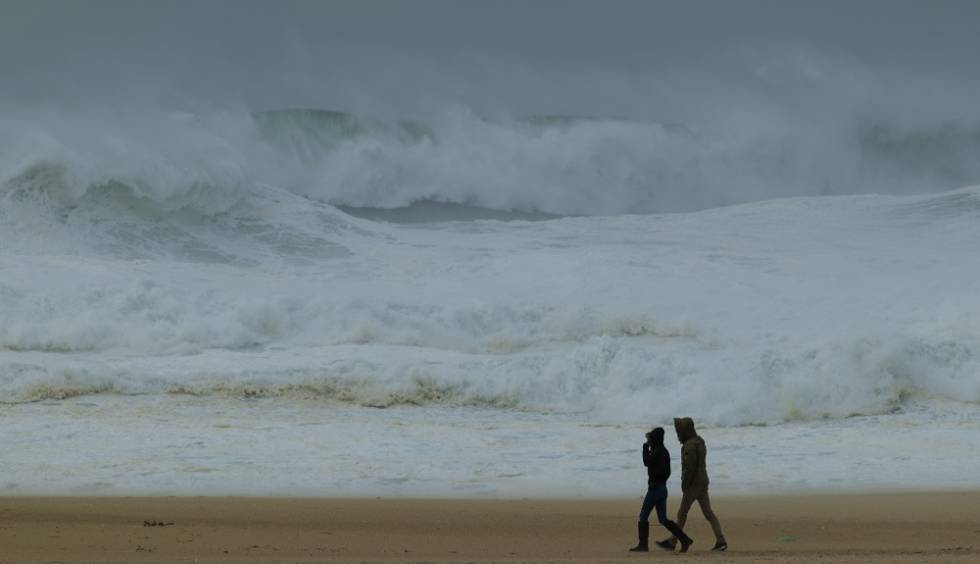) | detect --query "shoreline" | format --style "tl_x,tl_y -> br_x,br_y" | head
4,479 -> 980,500
1,491 -> 978,563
